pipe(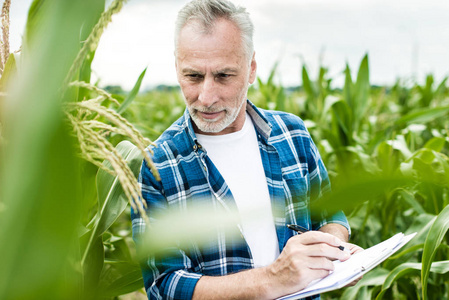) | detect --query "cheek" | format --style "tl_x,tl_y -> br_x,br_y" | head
180,82 -> 198,103
233,81 -> 249,99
